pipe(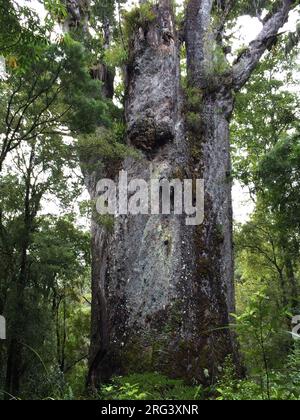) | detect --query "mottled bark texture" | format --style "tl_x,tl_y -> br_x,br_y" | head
88,0 -> 193,386
185,0 -> 238,379
87,0 -> 297,388
89,0 -> 234,387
